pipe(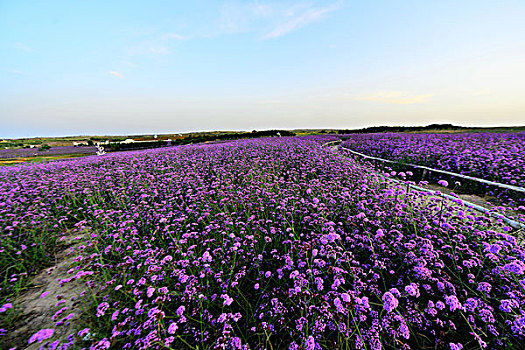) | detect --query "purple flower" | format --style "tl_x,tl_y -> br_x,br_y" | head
382,292 -> 399,312
0,303 -> 13,313
111,310 -> 119,321
96,302 -> 109,317
147,286 -> 155,298
334,297 -> 342,308
202,250 -> 212,262
500,299 -> 518,313
222,294 -> 233,306
449,343 -> 463,350
78,328 -> 90,337
464,298 -> 478,312
91,338 -> 110,349
438,180 -> 449,187
28,329 -> 54,344
504,261 -> 524,275
167,322 -> 178,334
305,336 -> 316,350
176,305 -> 185,316
405,283 -> 420,297
445,295 -> 462,312
477,282 -> 492,294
